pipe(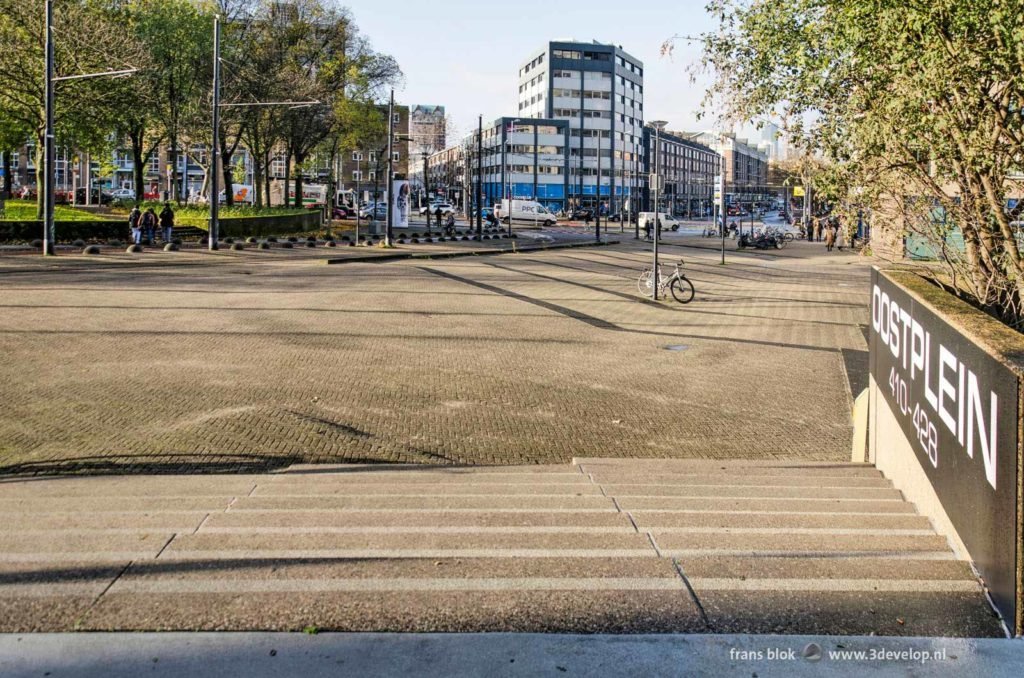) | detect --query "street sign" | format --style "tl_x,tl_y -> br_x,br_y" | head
793,186 -> 805,197
649,173 -> 663,190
